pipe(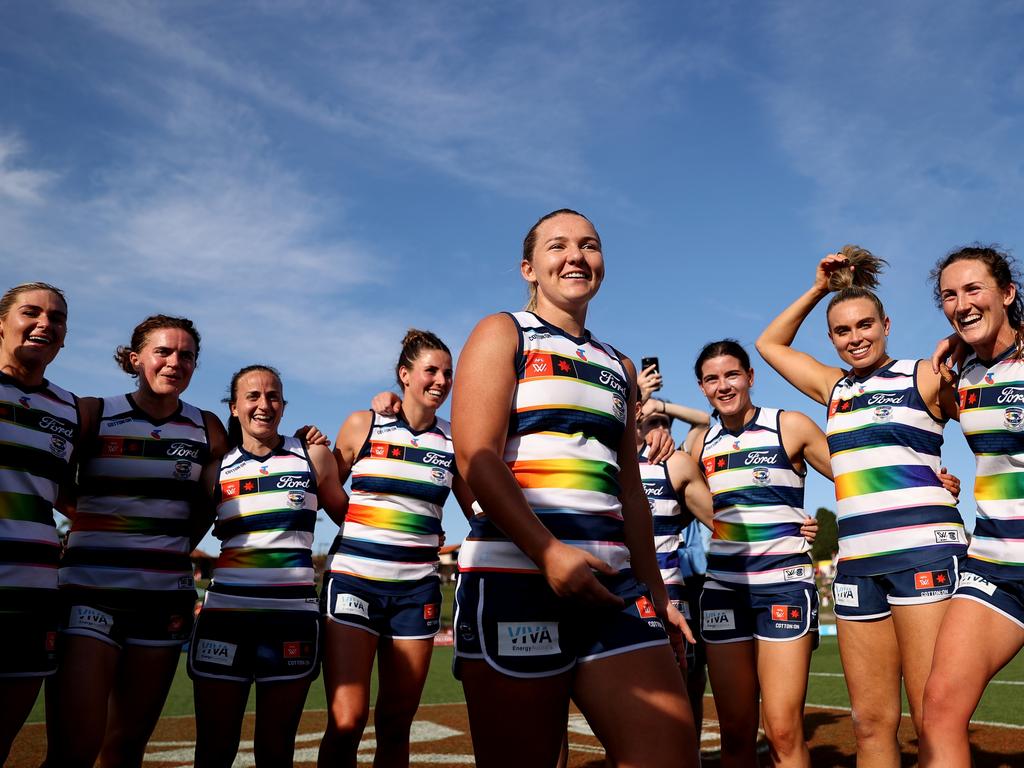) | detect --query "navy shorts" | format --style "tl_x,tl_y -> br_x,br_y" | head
0,593 -> 60,677
188,608 -> 320,683
453,570 -> 669,678
61,589 -> 195,648
832,555 -> 961,621
322,574 -> 441,639
953,566 -> 1024,630
700,581 -> 819,644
